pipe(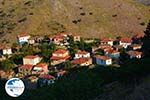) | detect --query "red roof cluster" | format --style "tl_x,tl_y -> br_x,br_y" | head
20,64 -> 33,70
120,38 -> 132,43
95,55 -> 111,60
